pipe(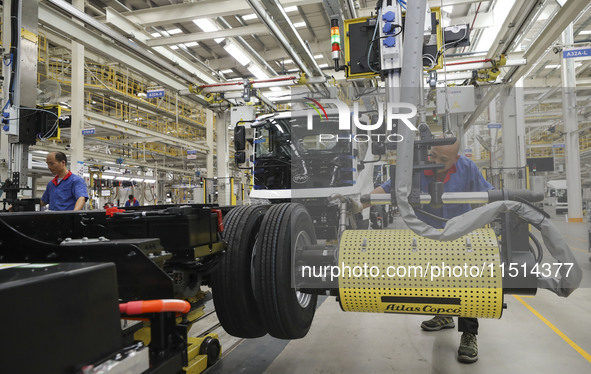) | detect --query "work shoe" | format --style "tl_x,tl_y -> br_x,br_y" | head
458,332 -> 478,363
420,316 -> 455,331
